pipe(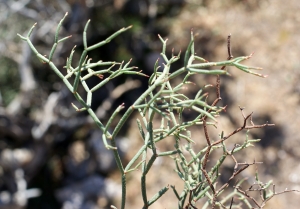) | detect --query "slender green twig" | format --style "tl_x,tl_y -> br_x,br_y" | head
18,15 -> 278,209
